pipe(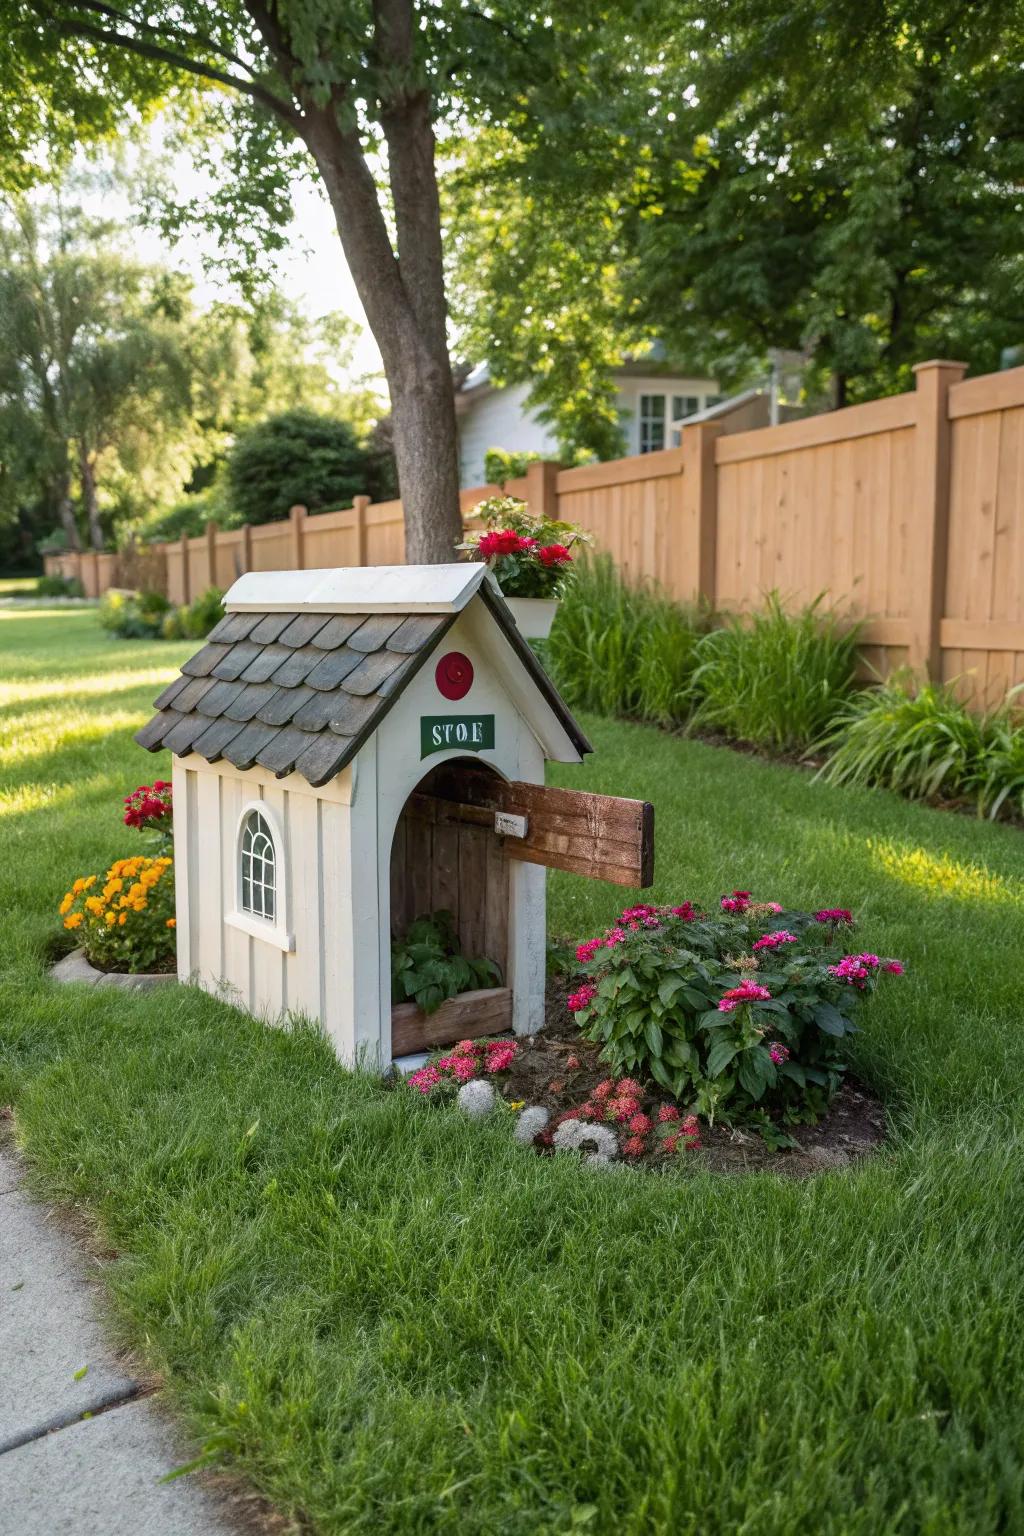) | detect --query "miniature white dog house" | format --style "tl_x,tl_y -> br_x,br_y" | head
136,564 -> 653,1065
